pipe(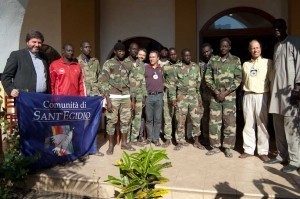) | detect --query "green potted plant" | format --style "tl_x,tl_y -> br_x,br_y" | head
106,147 -> 172,199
